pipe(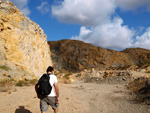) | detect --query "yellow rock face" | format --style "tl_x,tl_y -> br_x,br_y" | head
0,1 -> 52,77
